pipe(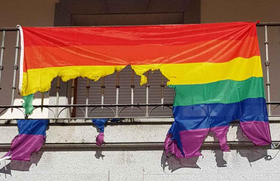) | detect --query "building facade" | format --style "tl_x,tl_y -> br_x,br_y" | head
0,0 -> 280,180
